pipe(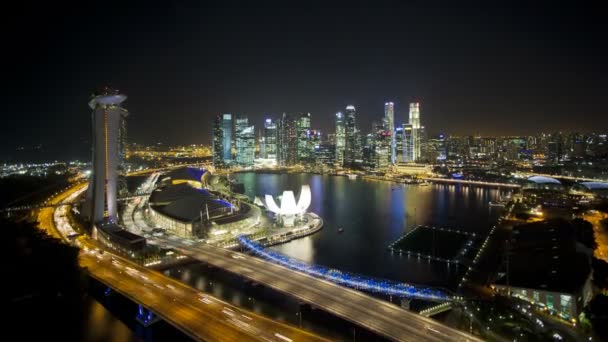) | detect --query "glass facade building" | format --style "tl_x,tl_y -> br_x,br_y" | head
235,116 -> 254,167
212,114 -> 224,167
222,114 -> 233,163
344,105 -> 357,166
263,118 -> 278,161
335,111 -> 345,166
